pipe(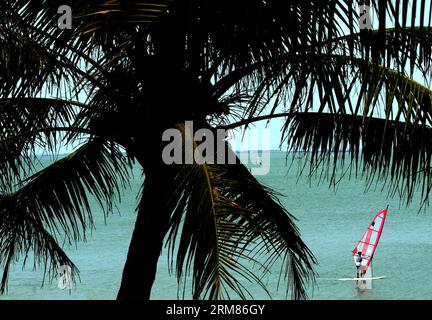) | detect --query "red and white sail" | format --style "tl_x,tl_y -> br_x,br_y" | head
352,208 -> 388,274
